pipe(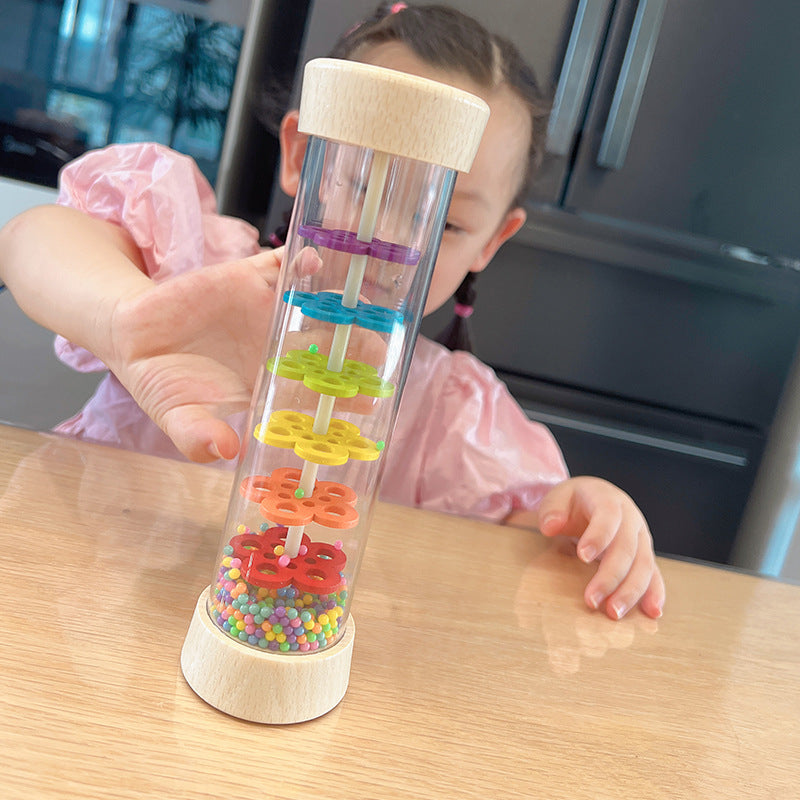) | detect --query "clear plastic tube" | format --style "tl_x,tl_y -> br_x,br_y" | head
205,136 -> 456,655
